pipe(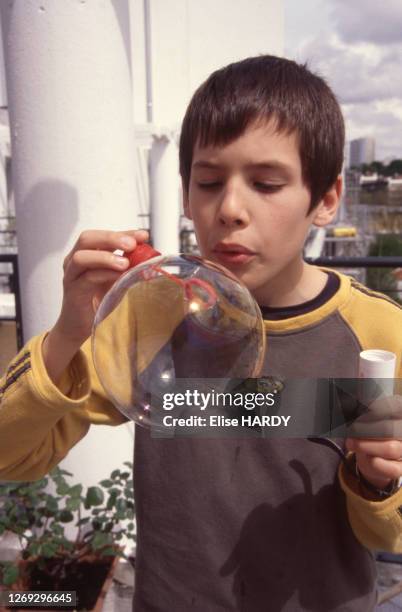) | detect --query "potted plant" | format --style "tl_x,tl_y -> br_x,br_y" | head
0,462 -> 135,611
